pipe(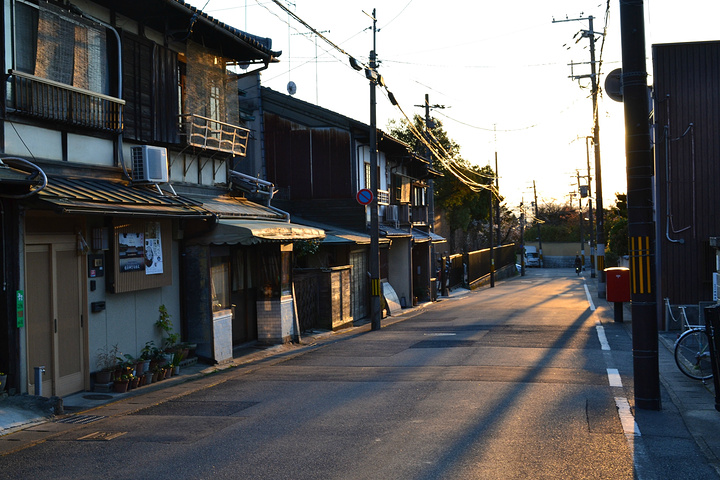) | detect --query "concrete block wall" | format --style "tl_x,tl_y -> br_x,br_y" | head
257,297 -> 295,344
